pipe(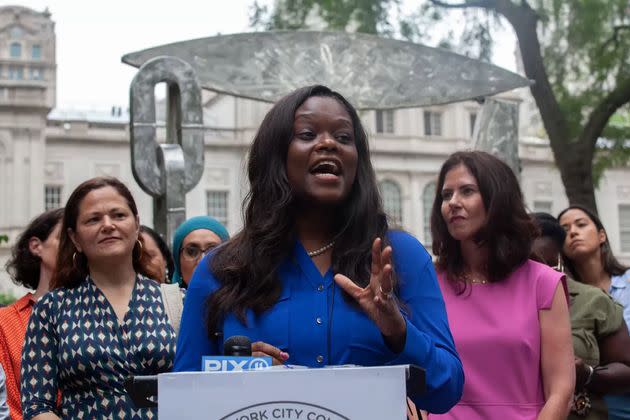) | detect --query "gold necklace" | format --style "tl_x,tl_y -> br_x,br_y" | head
464,272 -> 488,284
470,278 -> 488,284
